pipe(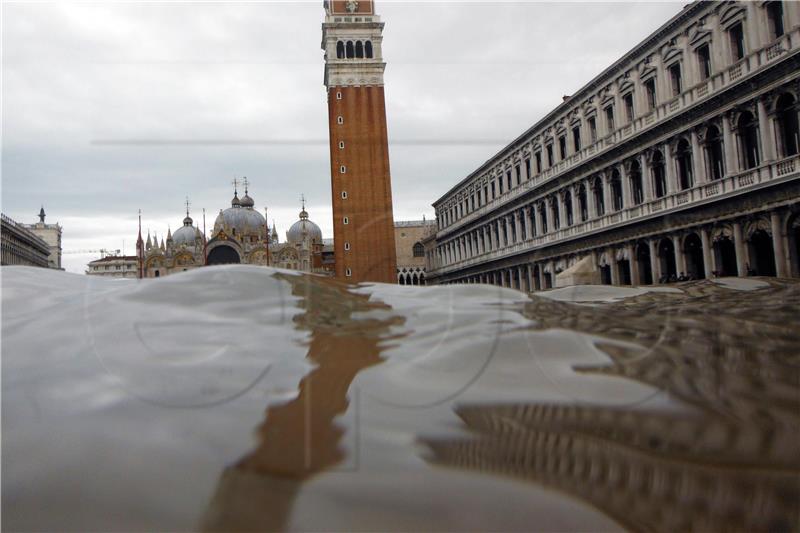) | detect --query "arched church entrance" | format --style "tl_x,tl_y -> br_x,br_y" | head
636,243 -> 653,285
749,230 -> 776,276
658,238 -> 677,281
207,245 -> 241,265
713,237 -> 738,277
684,233 -> 705,279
